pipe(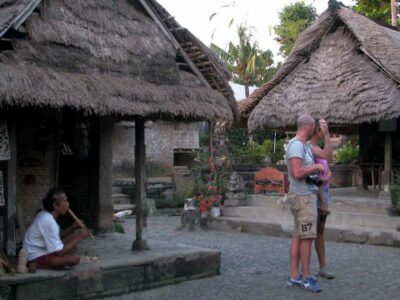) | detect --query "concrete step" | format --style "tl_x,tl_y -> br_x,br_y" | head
222,206 -> 400,229
209,217 -> 400,247
112,186 -> 122,194
112,193 -> 131,205
248,194 -> 391,214
113,203 -> 135,213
